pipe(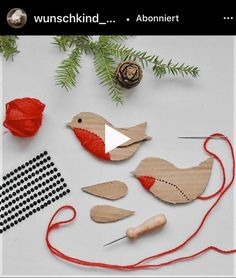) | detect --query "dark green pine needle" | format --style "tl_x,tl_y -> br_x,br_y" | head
0,36 -> 19,61
54,36 -> 200,104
